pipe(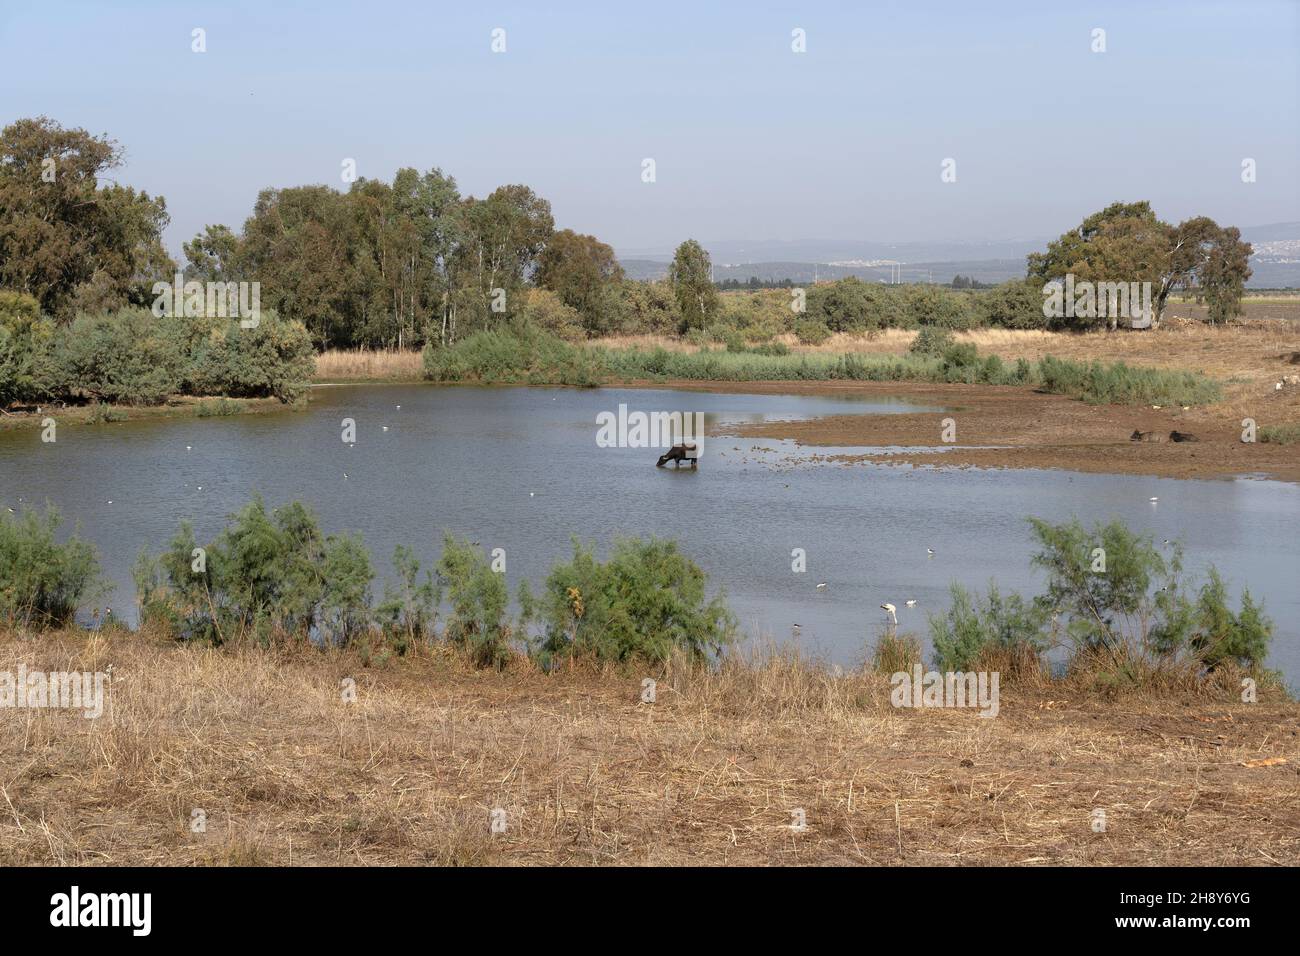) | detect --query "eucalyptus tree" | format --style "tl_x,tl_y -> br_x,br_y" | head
0,116 -> 174,318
